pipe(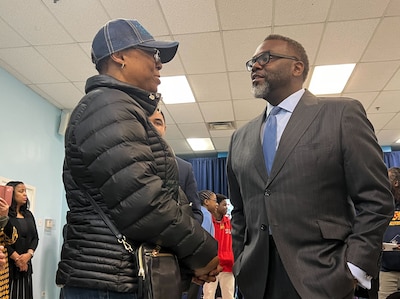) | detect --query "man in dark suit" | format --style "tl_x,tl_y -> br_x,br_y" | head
176,157 -> 203,224
227,34 -> 394,299
149,109 -> 203,224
